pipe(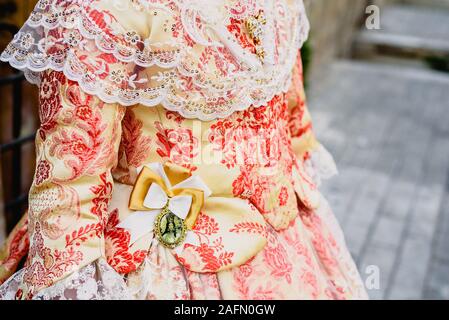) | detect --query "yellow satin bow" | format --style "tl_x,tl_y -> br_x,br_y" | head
128,162 -> 206,230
